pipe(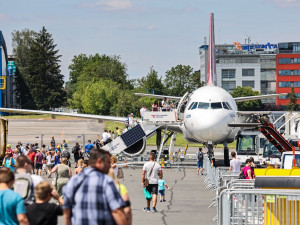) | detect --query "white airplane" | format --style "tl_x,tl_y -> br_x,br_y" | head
0,13 -> 286,165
